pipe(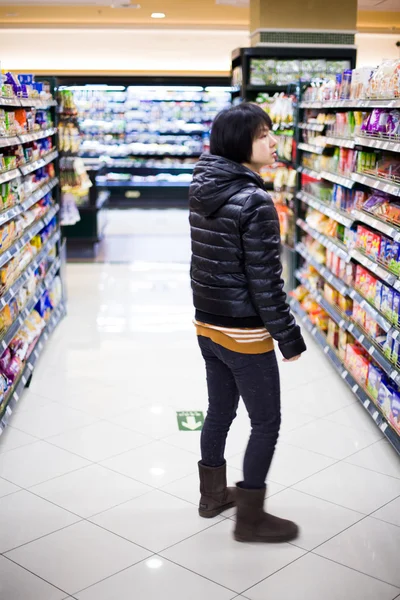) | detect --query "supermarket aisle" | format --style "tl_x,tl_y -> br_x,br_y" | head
0,210 -> 399,600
